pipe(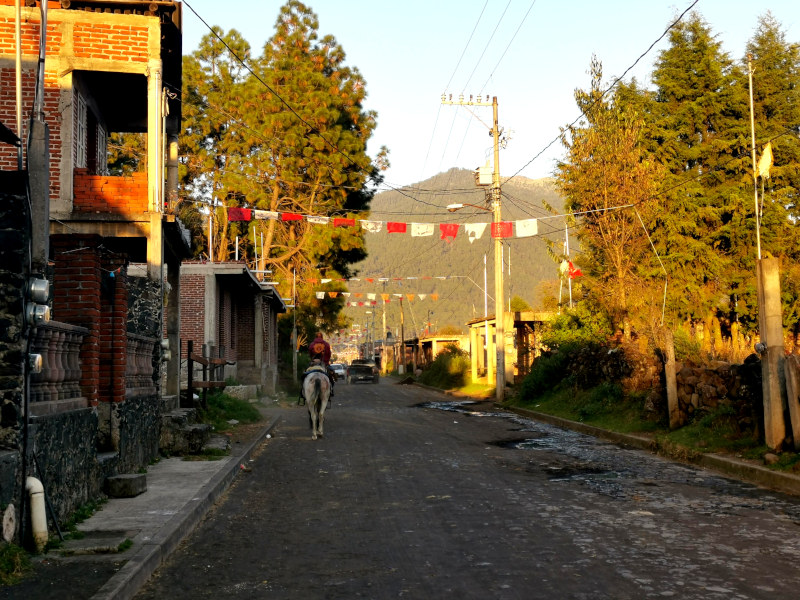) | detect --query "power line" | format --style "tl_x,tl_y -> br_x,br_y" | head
504,0 -> 701,186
